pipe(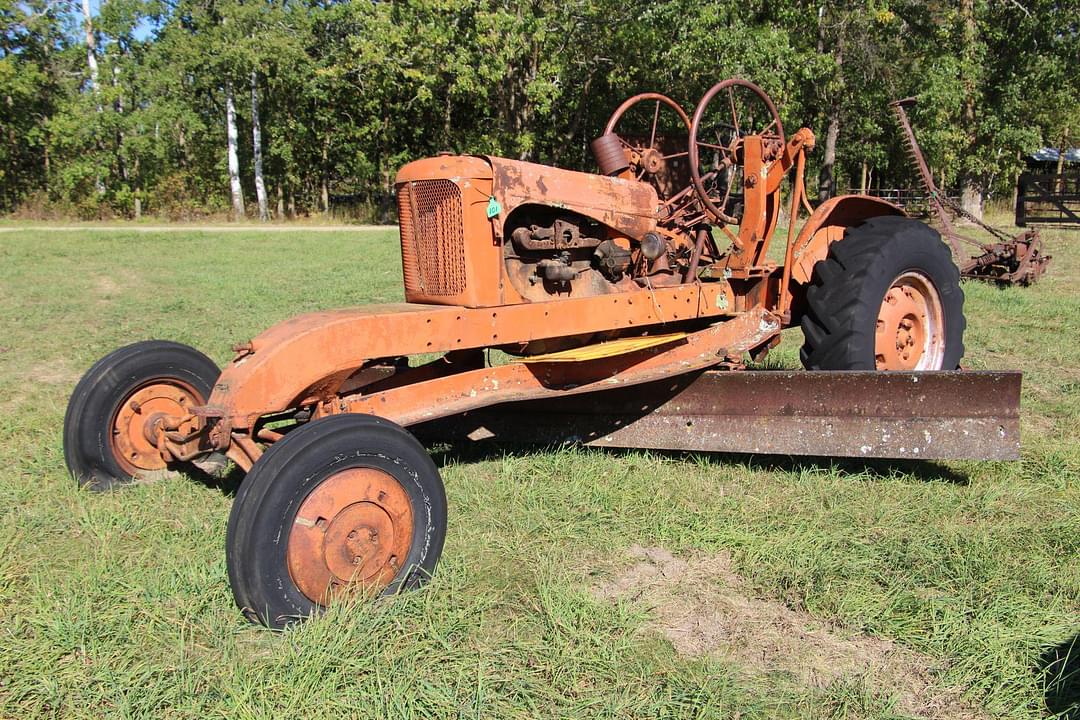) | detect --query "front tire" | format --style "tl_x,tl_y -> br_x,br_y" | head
63,340 -> 221,491
225,414 -> 447,629
800,216 -> 965,371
